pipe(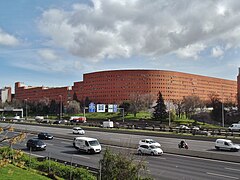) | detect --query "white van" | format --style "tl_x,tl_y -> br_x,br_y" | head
73,137 -> 101,154
228,123 -> 240,132
215,139 -> 240,151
